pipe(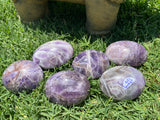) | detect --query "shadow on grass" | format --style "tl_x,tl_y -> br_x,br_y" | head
25,2 -> 86,39
25,0 -> 160,44
112,0 -> 160,43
